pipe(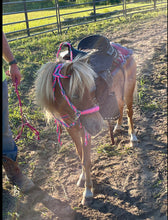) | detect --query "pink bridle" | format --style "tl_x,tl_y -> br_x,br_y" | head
53,42 -> 100,145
